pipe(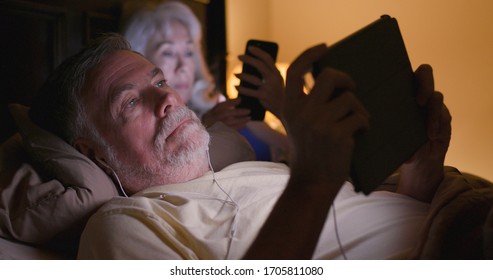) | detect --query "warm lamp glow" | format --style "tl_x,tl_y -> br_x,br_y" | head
226,62 -> 289,134
226,63 -> 242,99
